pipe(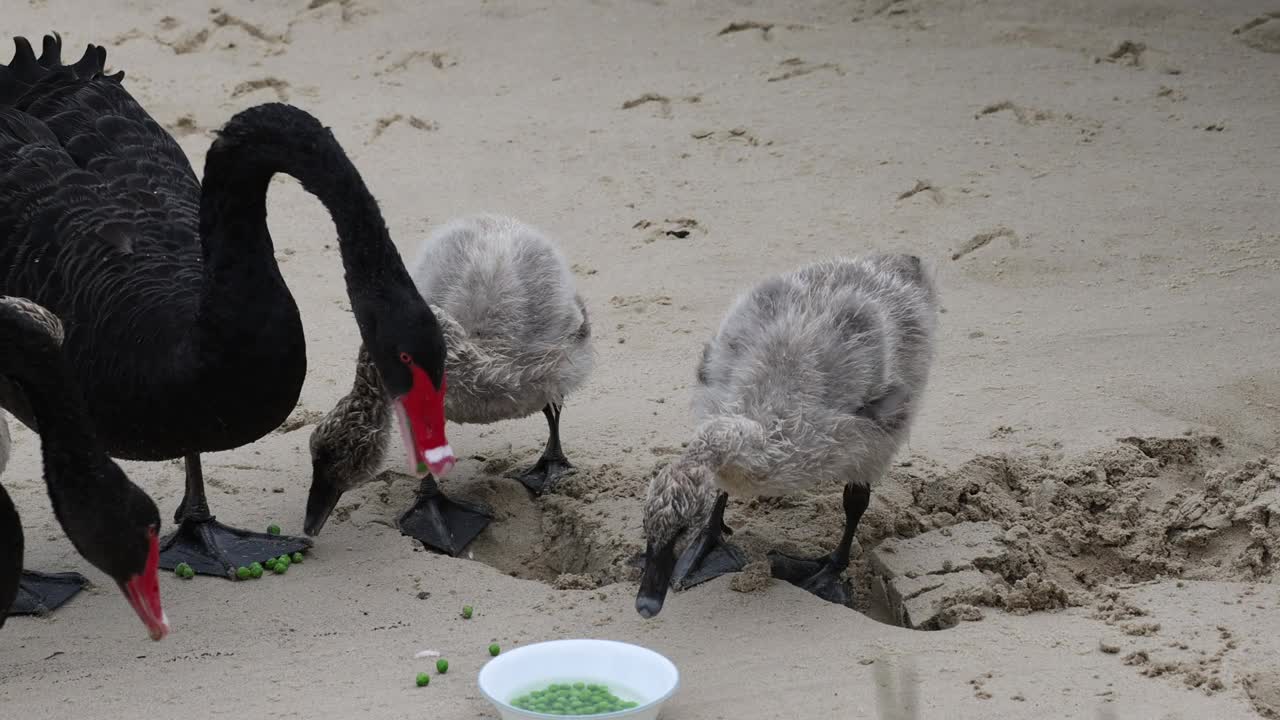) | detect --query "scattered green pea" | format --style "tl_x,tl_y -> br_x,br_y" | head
236,566 -> 250,580
249,564 -> 263,579
267,524 -> 281,535
273,560 -> 287,574
435,658 -> 449,674
174,562 -> 195,579
510,682 -> 636,715
277,554 -> 291,568
489,643 -> 501,657
461,605 -> 473,619
415,672 -> 430,688
291,551 -> 304,564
